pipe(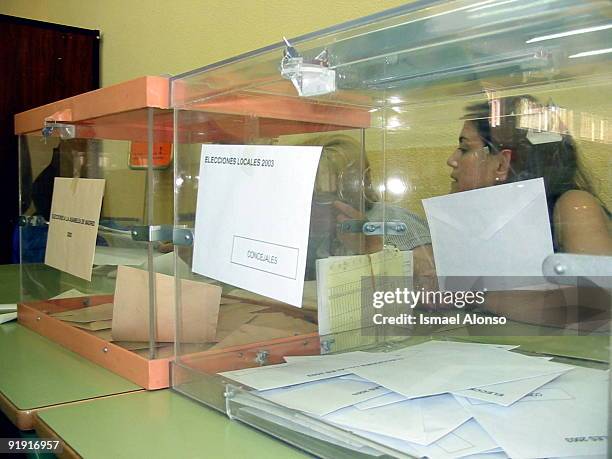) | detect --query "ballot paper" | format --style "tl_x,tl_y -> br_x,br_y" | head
316,249 -> 412,336
192,144 -> 322,307
219,351 -> 404,391
257,376 -> 390,416
455,367 -> 609,458
352,341 -> 573,400
45,178 -> 105,281
423,178 -> 554,290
